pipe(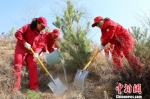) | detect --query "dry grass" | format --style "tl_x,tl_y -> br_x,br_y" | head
0,40 -> 114,99
0,40 -> 149,99
0,41 -> 26,99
